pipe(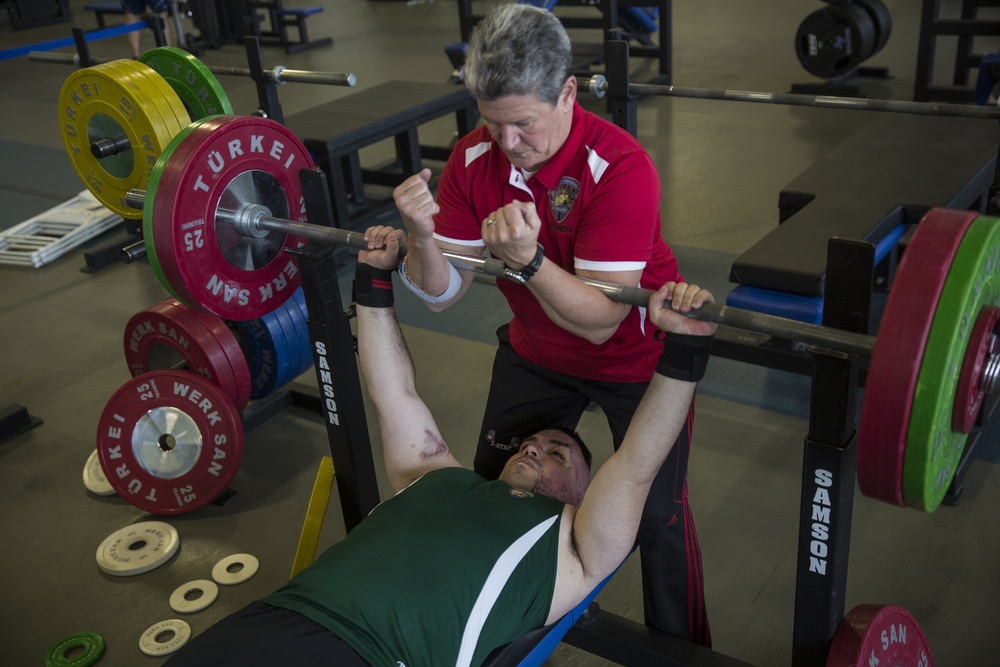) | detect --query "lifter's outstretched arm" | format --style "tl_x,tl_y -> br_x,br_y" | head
569,282 -> 717,589
355,237 -> 462,493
